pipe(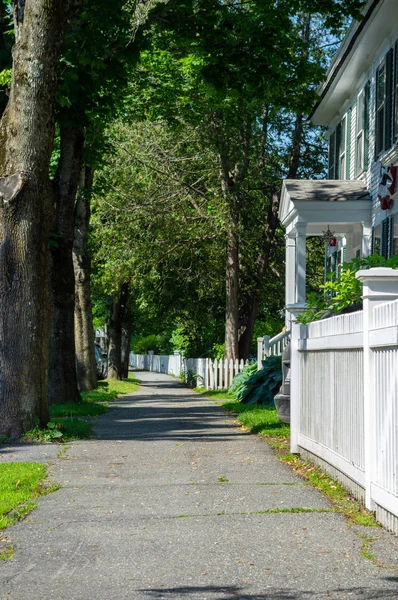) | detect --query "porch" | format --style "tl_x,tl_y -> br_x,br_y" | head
279,179 -> 372,324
